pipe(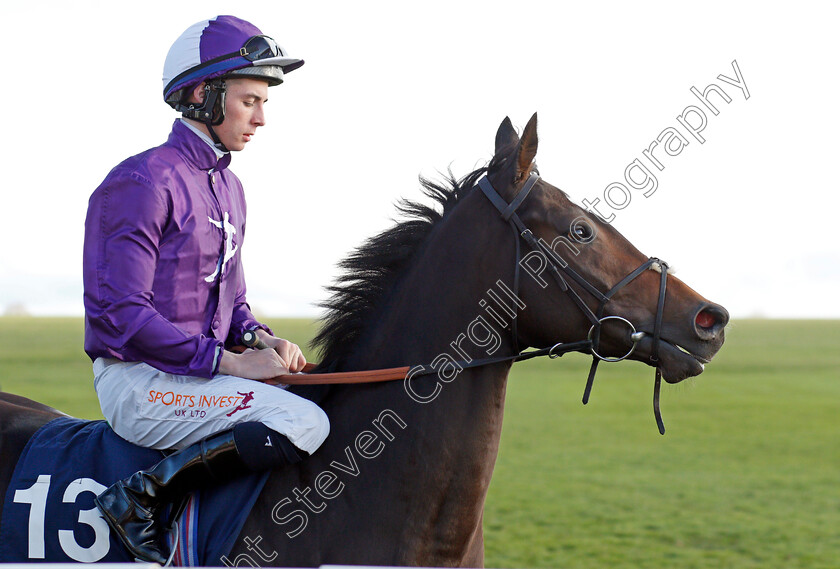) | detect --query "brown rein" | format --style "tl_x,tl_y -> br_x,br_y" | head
274,362 -> 411,385
237,331 -> 411,385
